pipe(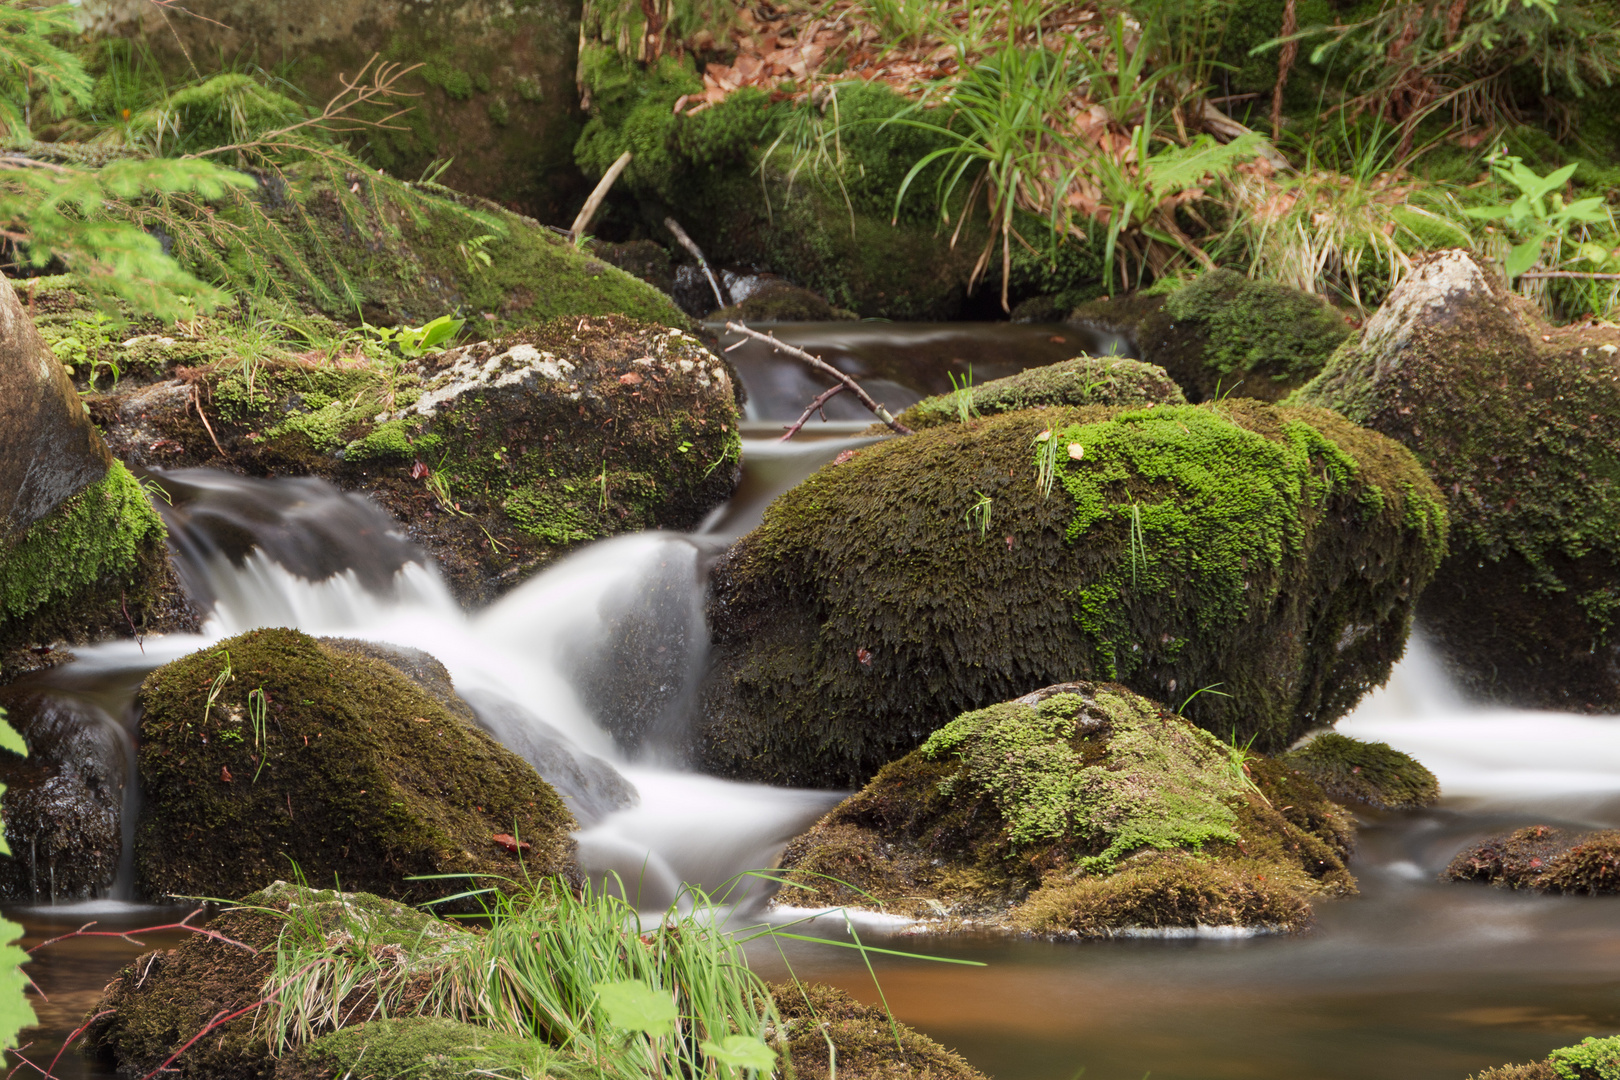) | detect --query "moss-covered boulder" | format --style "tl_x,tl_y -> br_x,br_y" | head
84,881 -> 467,1080
1070,269 -> 1354,402
97,315 -> 741,603
1445,826 -> 1620,894
80,1 -> 582,218
1469,1035 -> 1620,1080
770,983 -> 990,1080
134,628 -> 578,902
698,398 -> 1447,785
894,356 -> 1187,431
1295,250 -> 1620,709
772,682 -> 1355,935
712,278 -> 858,323
1282,732 -> 1440,810
0,275 -> 193,675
